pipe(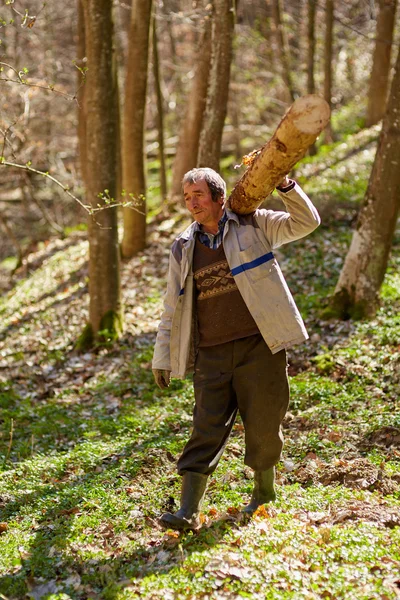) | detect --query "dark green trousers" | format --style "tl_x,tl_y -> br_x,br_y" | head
177,334 -> 289,475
